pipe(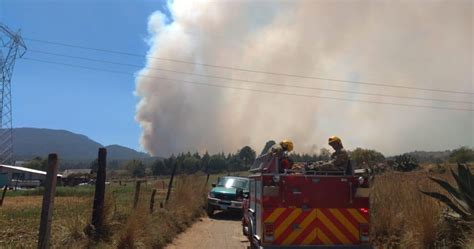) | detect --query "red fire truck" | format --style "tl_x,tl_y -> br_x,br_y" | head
242,145 -> 372,249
